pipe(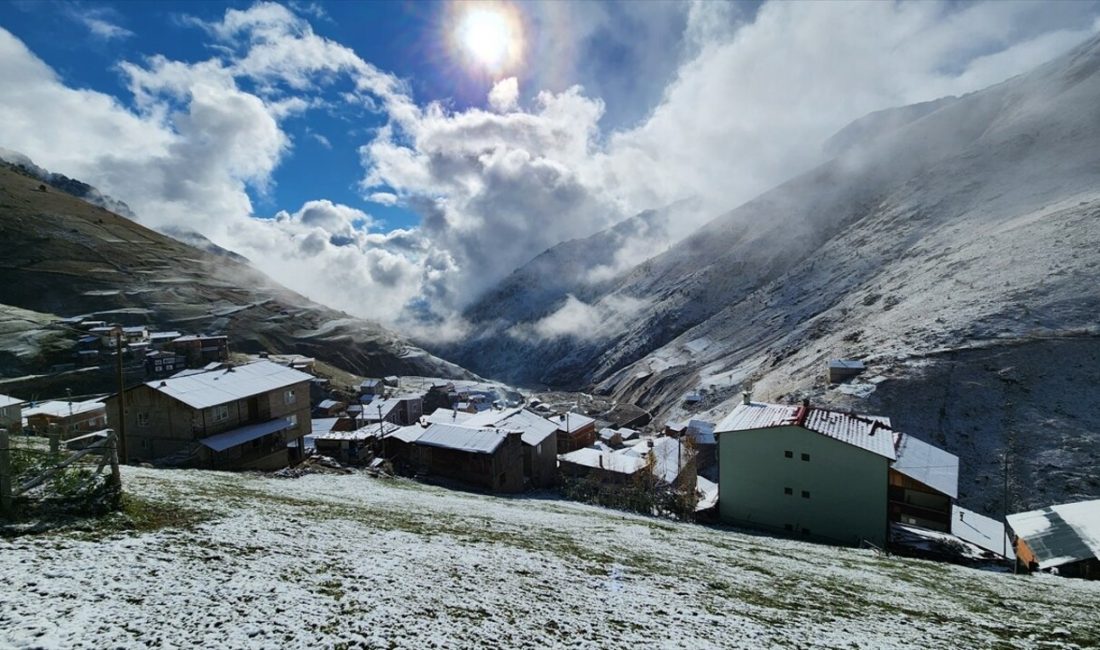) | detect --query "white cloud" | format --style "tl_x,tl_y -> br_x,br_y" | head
82,16 -> 134,41
368,191 -> 398,206
510,294 -> 650,342
488,77 -> 519,112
